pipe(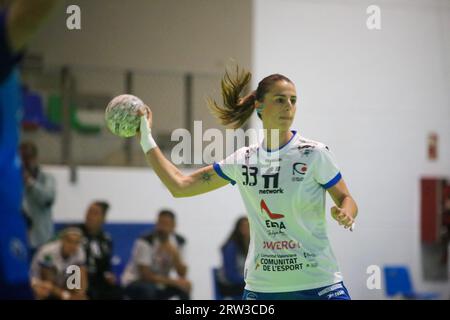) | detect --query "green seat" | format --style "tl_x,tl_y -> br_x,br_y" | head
47,94 -> 101,134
